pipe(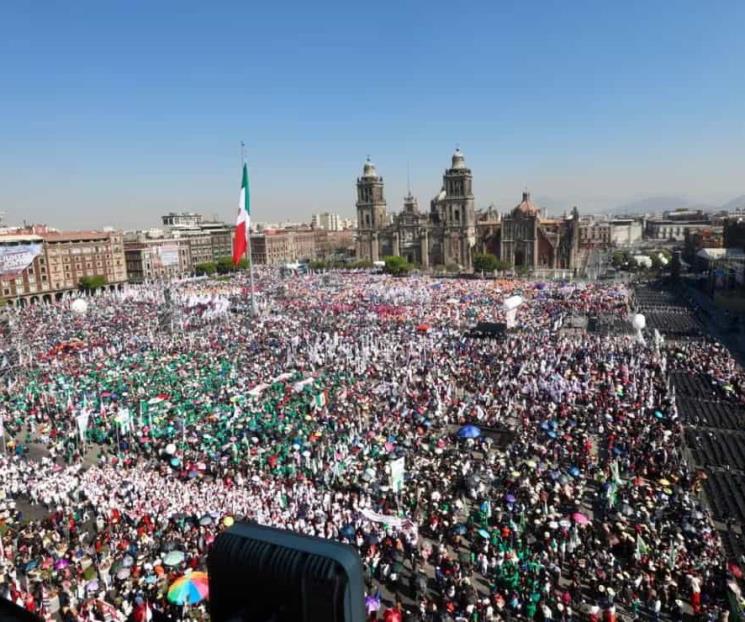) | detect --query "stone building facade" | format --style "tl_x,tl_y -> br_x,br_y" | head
0,228 -> 127,305
356,150 -> 580,272
250,230 -> 317,266
123,238 -> 192,283
355,150 -> 477,270
499,193 -> 581,270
